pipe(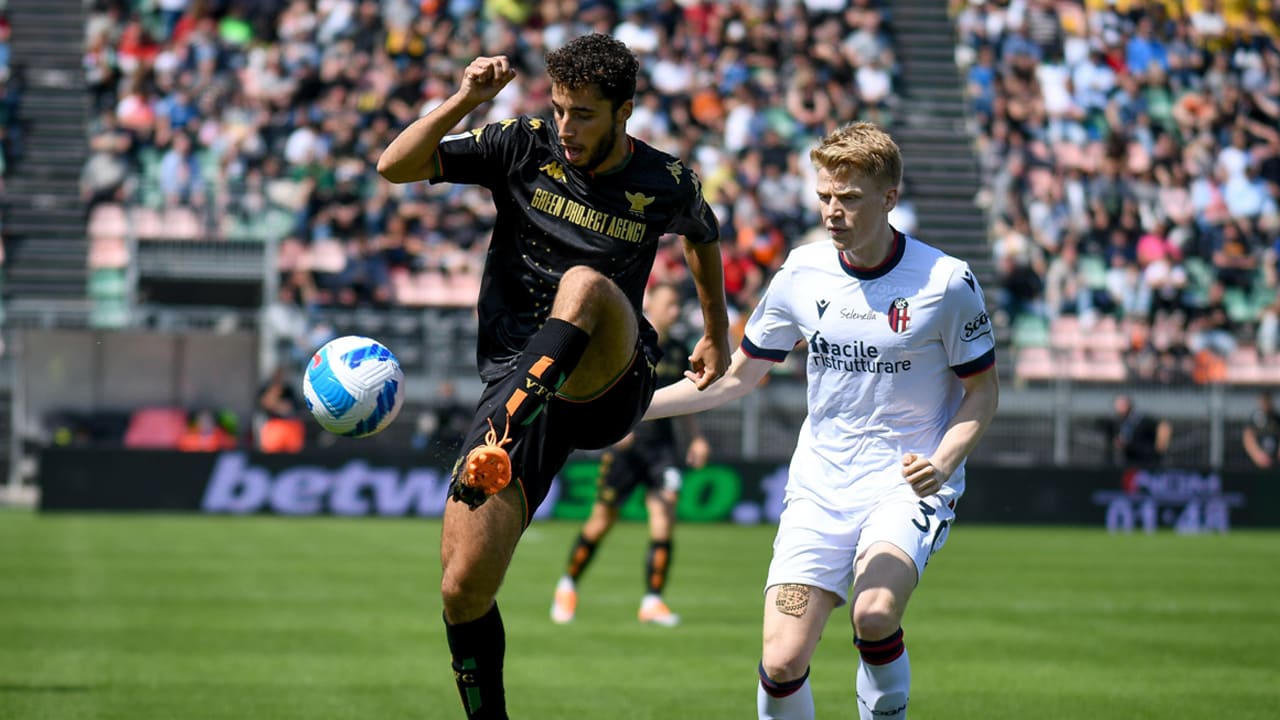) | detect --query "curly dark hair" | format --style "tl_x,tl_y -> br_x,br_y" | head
544,33 -> 639,110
